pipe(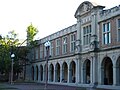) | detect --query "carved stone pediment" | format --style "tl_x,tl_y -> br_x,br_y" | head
74,1 -> 97,18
